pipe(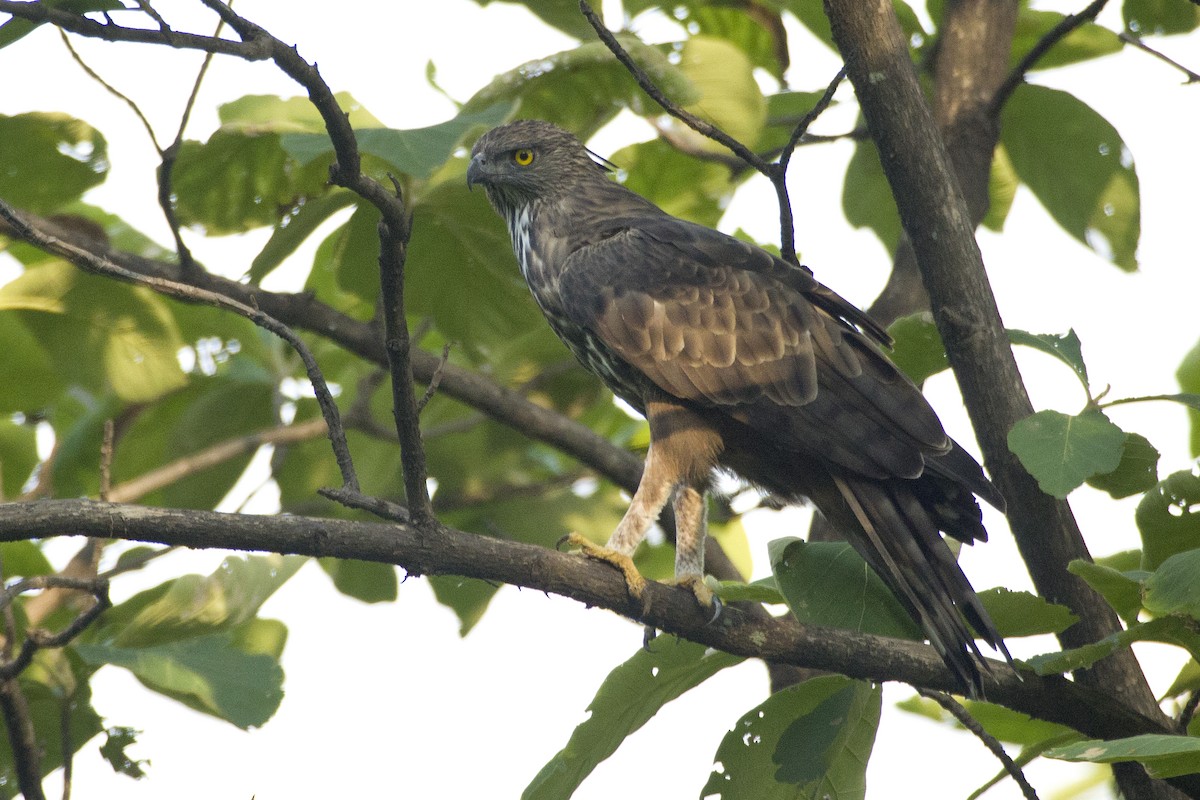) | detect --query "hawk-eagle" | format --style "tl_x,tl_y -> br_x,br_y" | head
467,119 -> 1010,695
